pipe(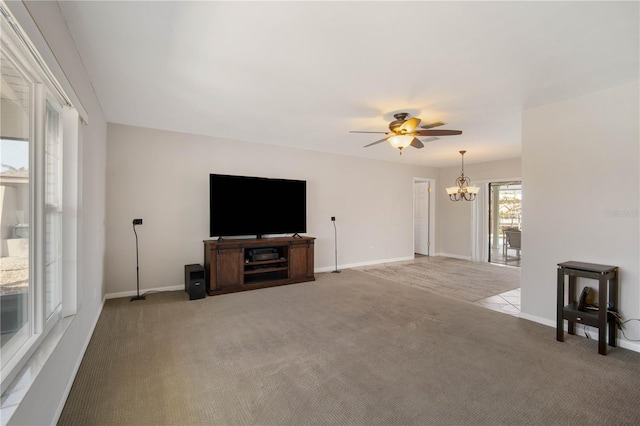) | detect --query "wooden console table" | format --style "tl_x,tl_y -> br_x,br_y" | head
556,261 -> 618,355
203,236 -> 315,296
